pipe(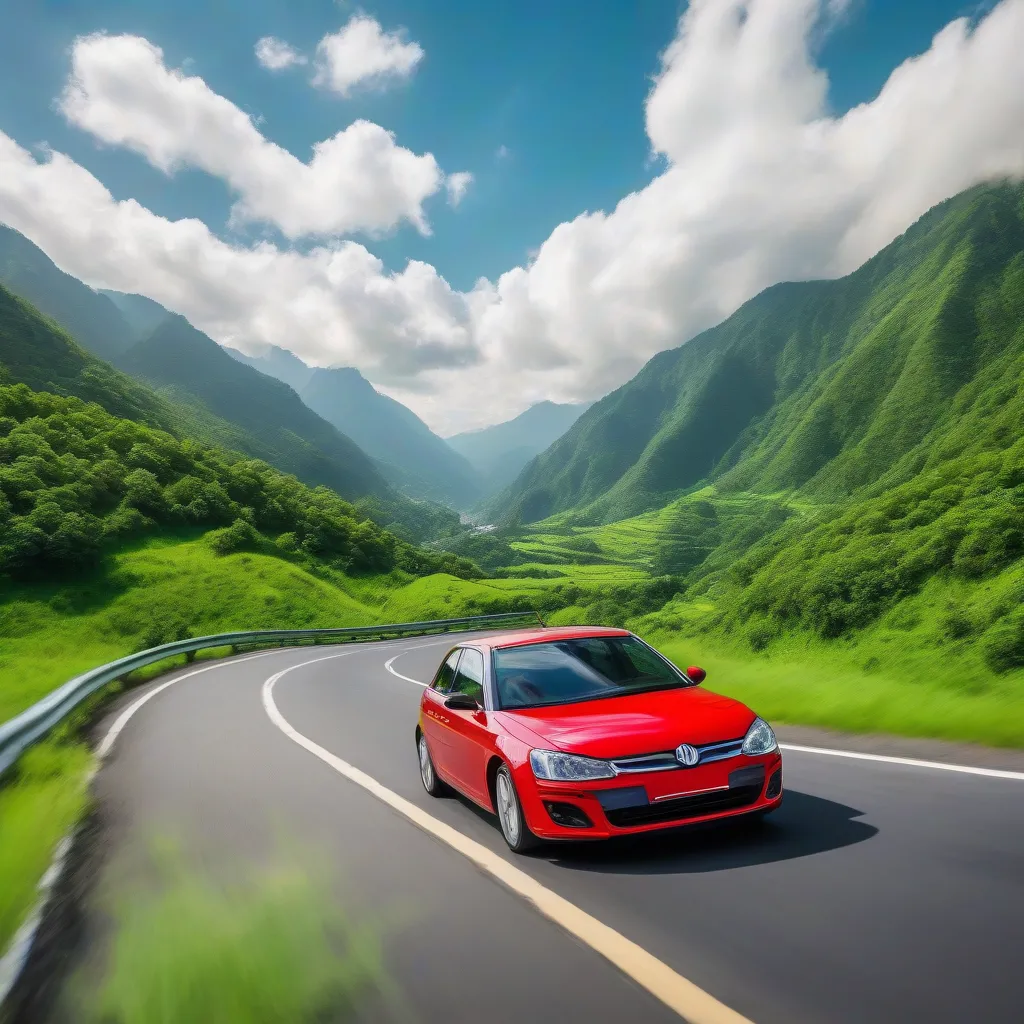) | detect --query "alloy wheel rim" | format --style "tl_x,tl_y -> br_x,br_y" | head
419,736 -> 433,789
496,773 -> 520,844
